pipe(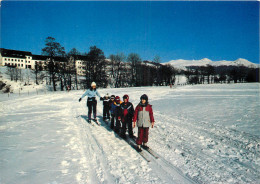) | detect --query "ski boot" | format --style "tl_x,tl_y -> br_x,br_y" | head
142,143 -> 149,150
120,133 -> 126,139
137,145 -> 142,152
